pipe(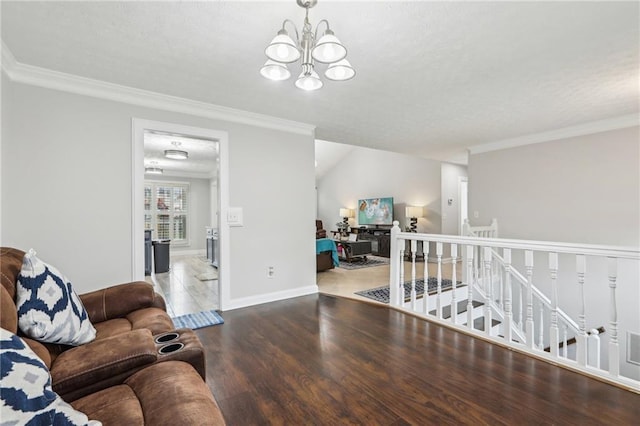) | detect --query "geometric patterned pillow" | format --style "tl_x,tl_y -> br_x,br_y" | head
16,249 -> 96,346
0,327 -> 102,425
